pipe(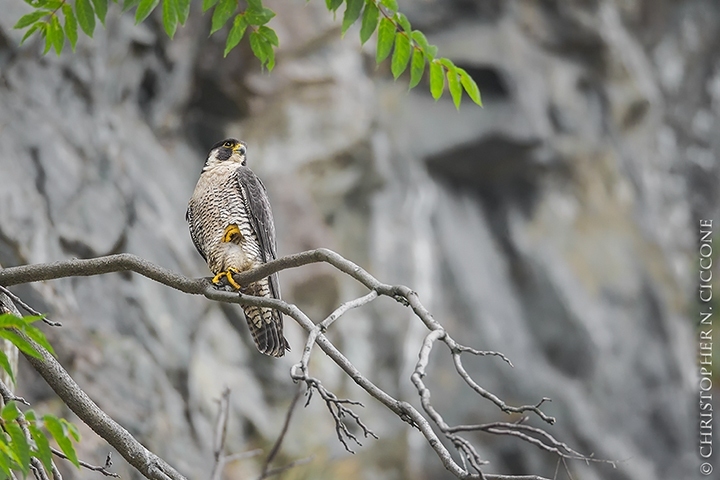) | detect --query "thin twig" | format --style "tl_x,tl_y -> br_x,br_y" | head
452,354 -> 555,424
291,290 -> 378,381
0,286 -> 61,327
303,377 -> 378,454
51,448 -> 119,478
261,456 -> 314,479
224,449 -> 263,463
259,383 -> 304,479
209,387 -> 231,480
29,457 -> 52,480
209,388 -> 267,479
